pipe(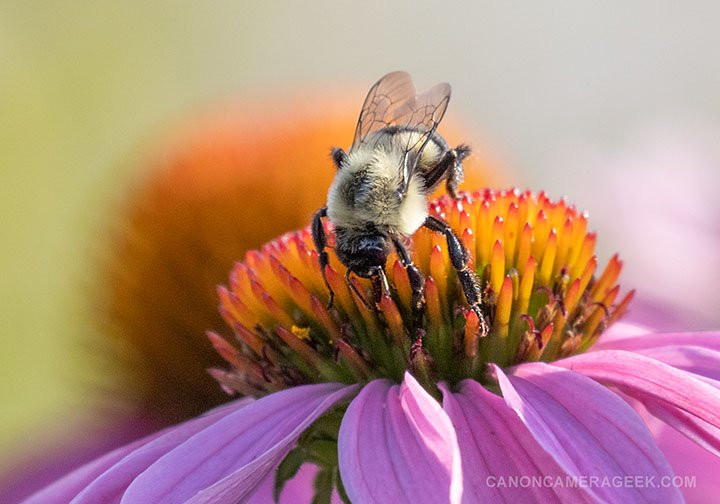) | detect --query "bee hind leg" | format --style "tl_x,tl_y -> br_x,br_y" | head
445,144 -> 471,199
311,207 -> 335,309
423,215 -> 489,336
423,144 -> 471,199
392,238 -> 426,329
